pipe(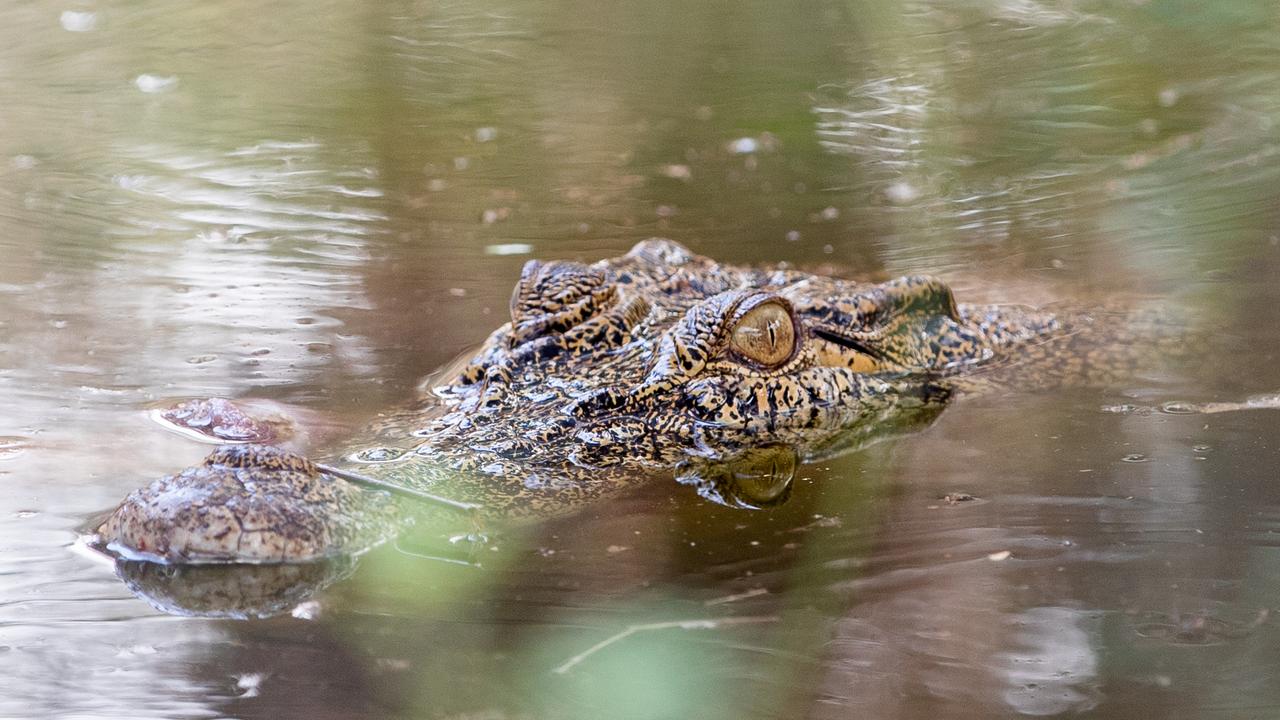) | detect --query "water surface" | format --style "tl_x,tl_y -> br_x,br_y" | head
2,1 -> 1280,718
